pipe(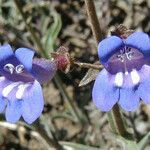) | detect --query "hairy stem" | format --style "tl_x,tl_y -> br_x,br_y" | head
73,61 -> 102,70
84,0 -> 104,43
111,104 -> 129,137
